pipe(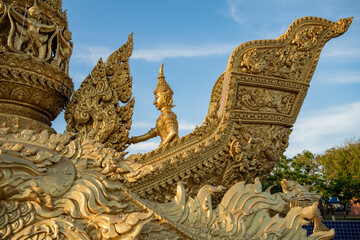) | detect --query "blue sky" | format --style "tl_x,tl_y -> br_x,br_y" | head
55,0 -> 360,157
